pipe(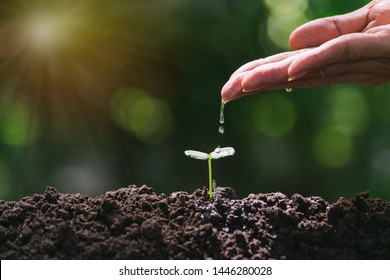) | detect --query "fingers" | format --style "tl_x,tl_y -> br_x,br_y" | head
222,50 -> 310,102
221,58 -> 390,102
223,50 -> 314,101
296,72 -> 390,88
318,59 -> 390,77
229,49 -> 310,79
288,31 -> 390,79
222,0 -> 390,102
286,59 -> 390,88
240,57 -> 294,91
224,71 -> 390,102
289,6 -> 369,49
223,19 -> 390,102
221,72 -> 246,103
362,0 -> 390,31
222,56 -> 296,102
